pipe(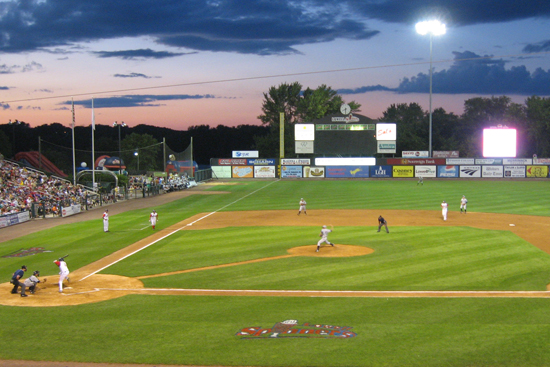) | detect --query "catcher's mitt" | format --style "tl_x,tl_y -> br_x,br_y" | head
42,278 -> 47,283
